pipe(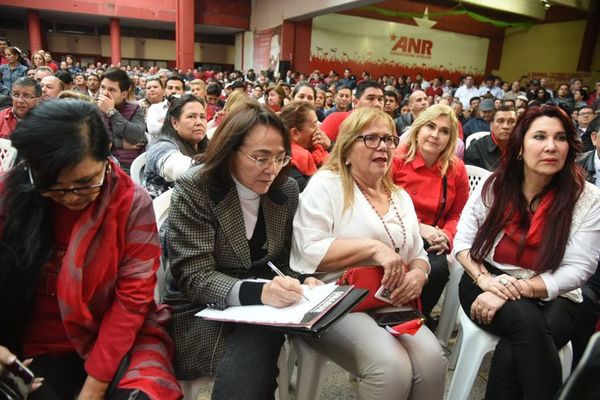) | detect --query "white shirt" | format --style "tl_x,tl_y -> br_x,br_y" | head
291,170 -> 428,277
454,85 -> 481,109
594,150 -> 600,188
453,177 -> 600,302
146,99 -> 169,139
232,175 -> 261,240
